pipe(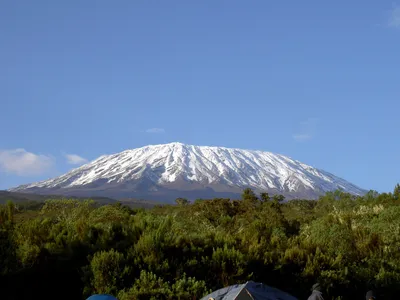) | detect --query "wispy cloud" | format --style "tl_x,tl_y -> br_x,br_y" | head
293,134 -> 312,142
64,153 -> 88,165
145,128 -> 165,134
388,5 -> 400,28
293,118 -> 318,142
0,149 -> 54,176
